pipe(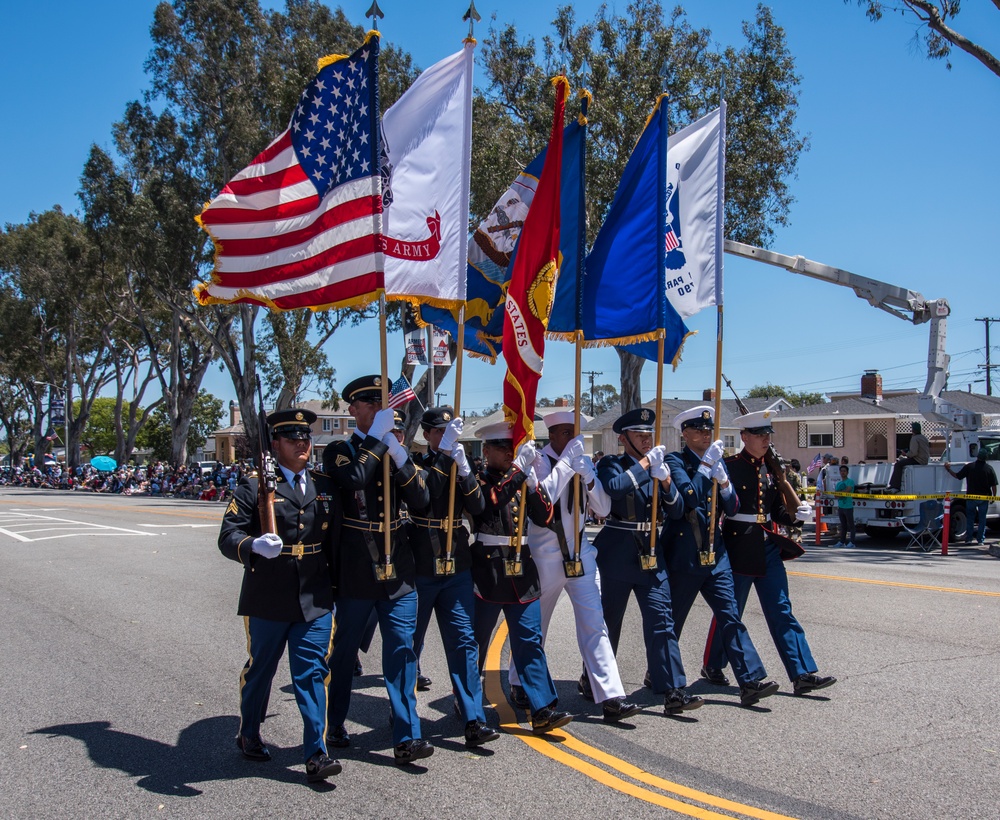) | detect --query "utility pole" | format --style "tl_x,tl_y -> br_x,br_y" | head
581,370 -> 603,416
435,391 -> 447,406
976,317 -> 999,396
